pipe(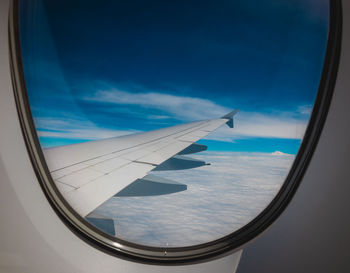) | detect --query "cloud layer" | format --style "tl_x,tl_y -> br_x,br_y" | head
35,116 -> 138,141
83,86 -> 310,140
93,151 -> 295,247
34,82 -> 311,148
84,88 -> 229,122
